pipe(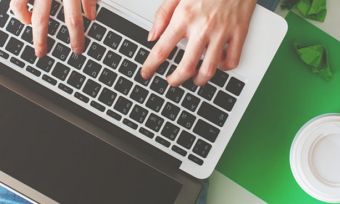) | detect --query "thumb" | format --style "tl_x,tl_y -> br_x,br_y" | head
148,0 -> 180,41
